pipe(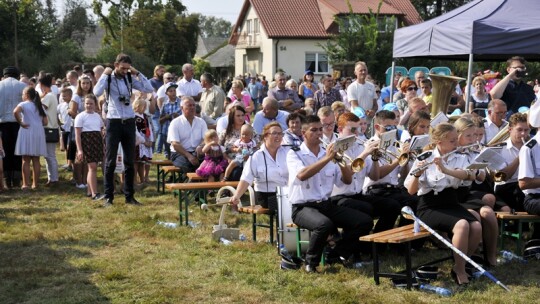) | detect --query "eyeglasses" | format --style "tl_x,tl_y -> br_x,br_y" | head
322,122 -> 335,128
165,77 -> 174,80
407,86 -> 418,91
267,132 -> 284,137
309,127 -> 323,132
383,125 -> 397,132
375,90 -> 381,94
